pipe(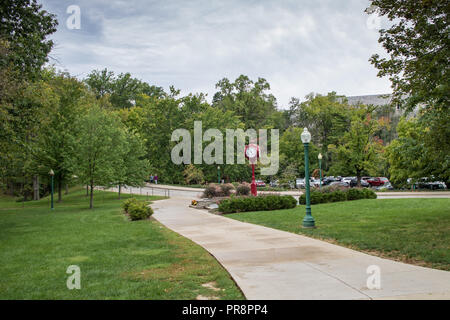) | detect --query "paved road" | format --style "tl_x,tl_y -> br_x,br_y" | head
122,184 -> 450,200
111,185 -> 450,300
